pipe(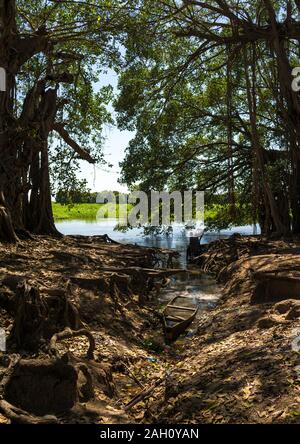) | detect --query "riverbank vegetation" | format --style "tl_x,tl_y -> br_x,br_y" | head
52,202 -> 253,229
52,203 -> 132,221
53,187 -> 253,227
